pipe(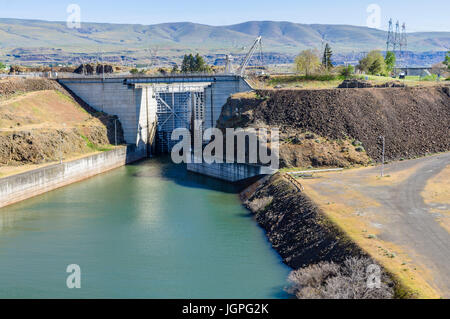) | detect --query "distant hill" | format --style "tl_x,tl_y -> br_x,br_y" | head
1,18 -> 449,52
0,18 -> 448,65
